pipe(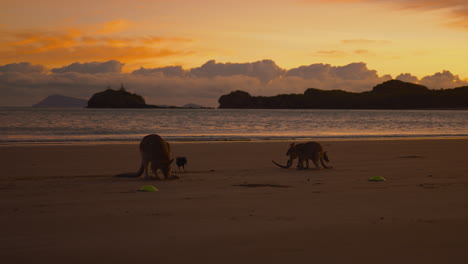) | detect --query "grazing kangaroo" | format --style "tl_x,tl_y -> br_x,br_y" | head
272,141 -> 331,169
115,134 -> 174,180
